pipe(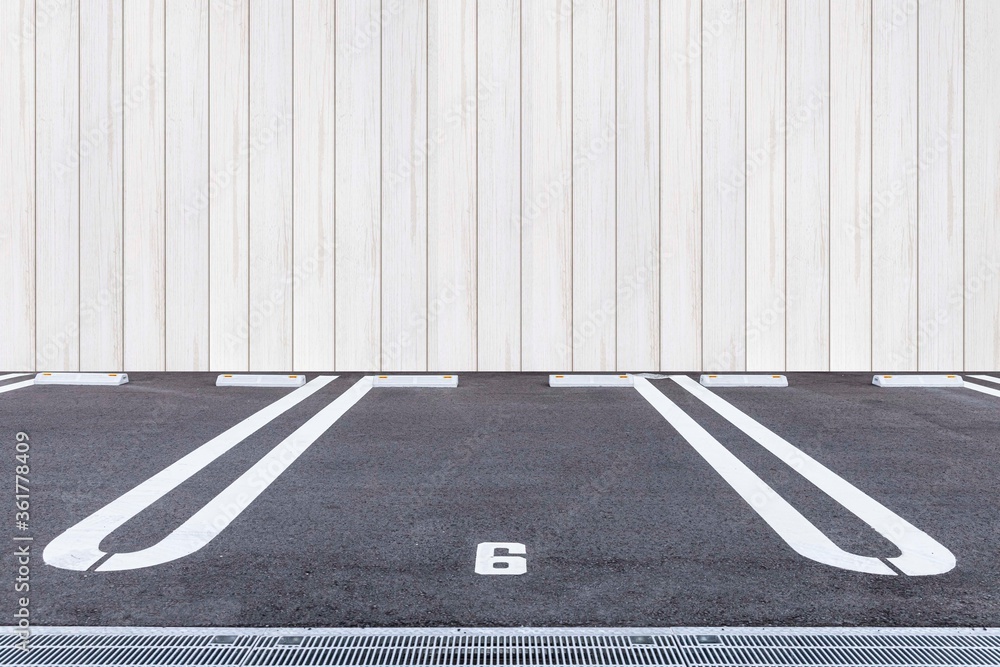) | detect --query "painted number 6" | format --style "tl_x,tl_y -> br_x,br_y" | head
475,542 -> 527,575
